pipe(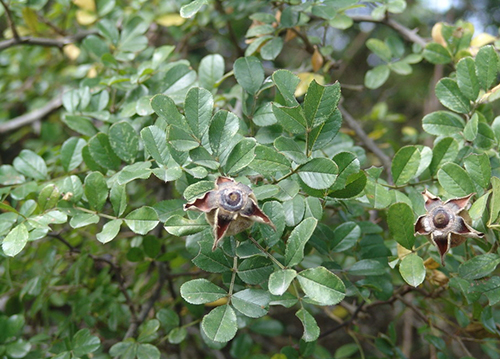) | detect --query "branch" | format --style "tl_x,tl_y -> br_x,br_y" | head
0,94 -> 63,134
0,31 -> 95,52
350,15 -> 427,48
319,300 -> 365,339
339,104 -> 393,184
0,0 -> 20,41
